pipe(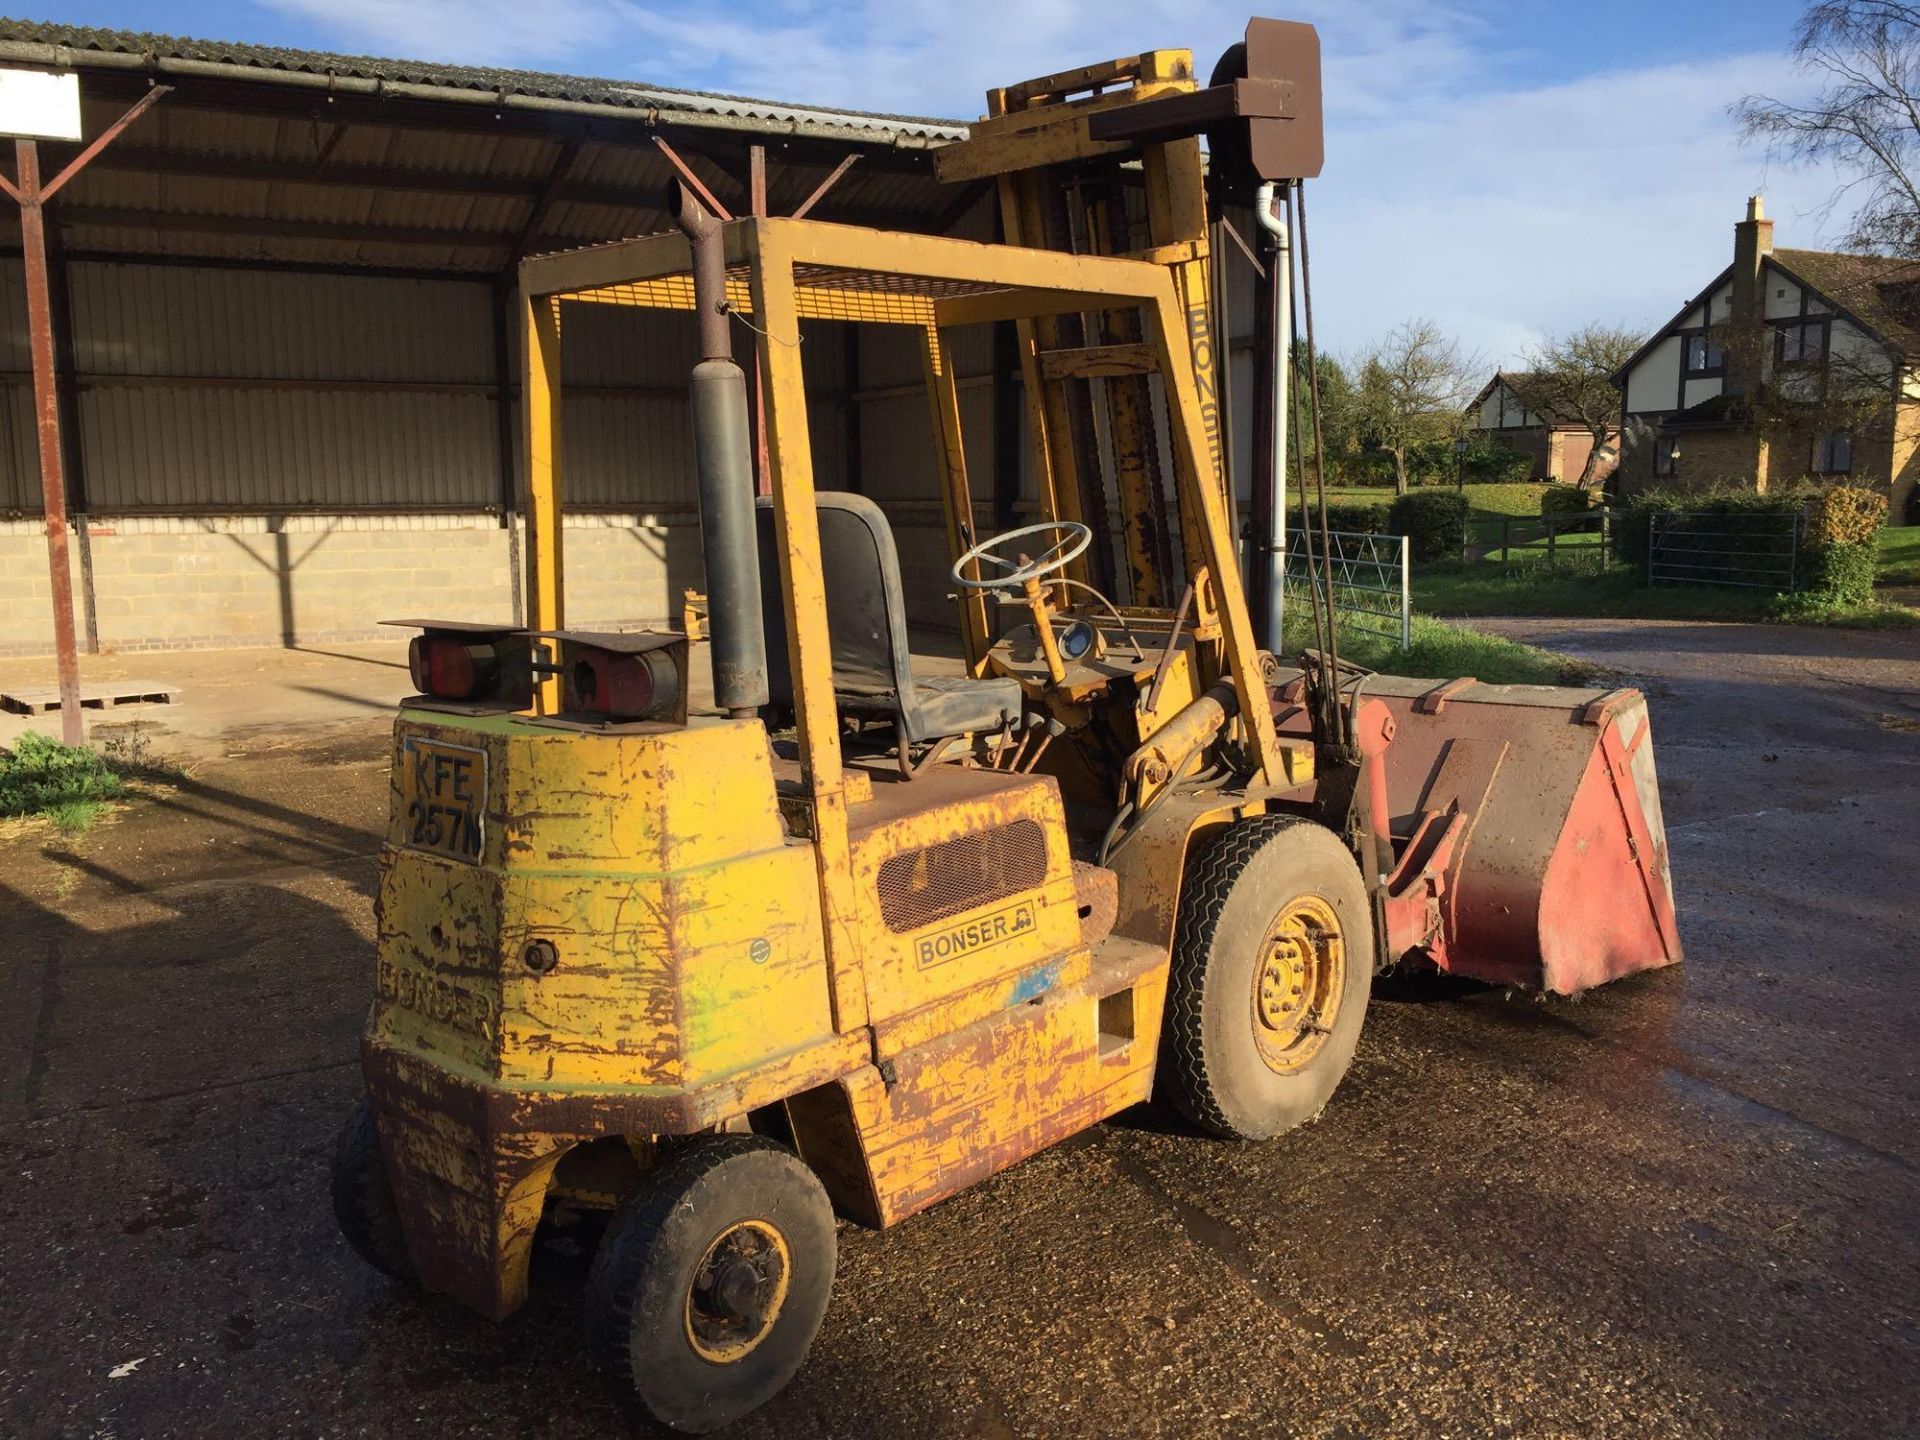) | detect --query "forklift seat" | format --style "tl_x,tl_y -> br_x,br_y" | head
755,493 -> 1023,744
